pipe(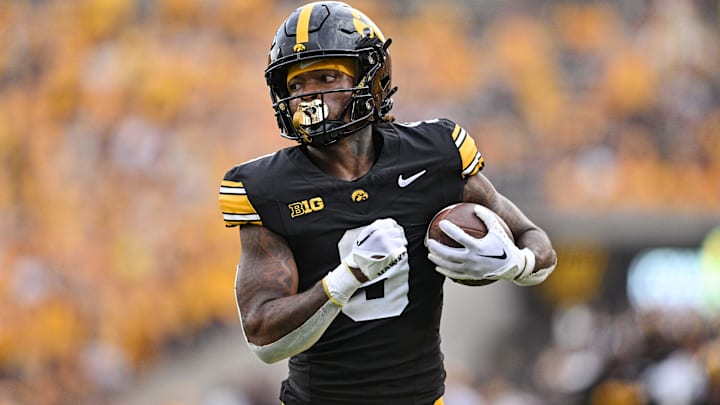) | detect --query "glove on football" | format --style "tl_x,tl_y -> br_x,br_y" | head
426,205 -> 535,282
